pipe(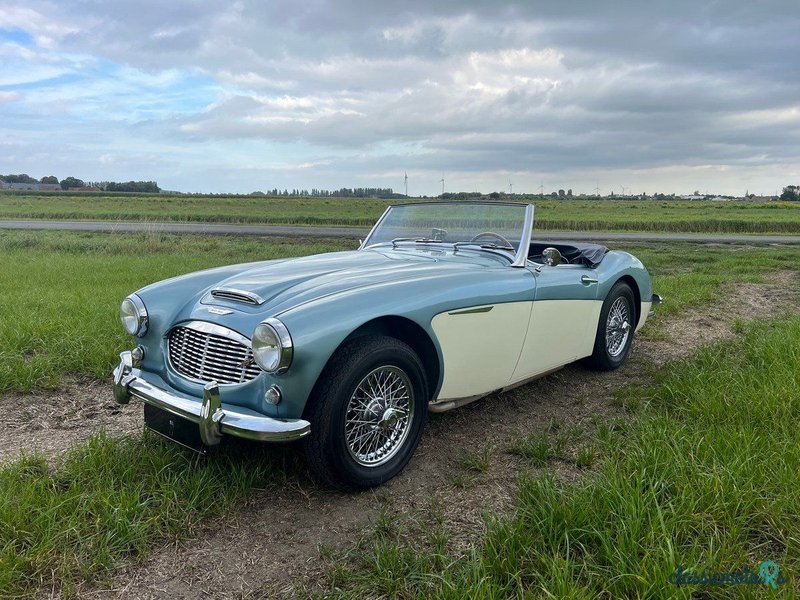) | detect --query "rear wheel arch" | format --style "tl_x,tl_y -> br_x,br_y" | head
615,275 -> 641,326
